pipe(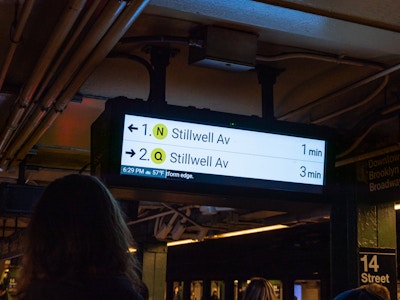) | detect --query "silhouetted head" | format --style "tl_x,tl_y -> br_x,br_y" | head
17,174 -> 141,296
334,284 -> 390,300
243,277 -> 277,300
